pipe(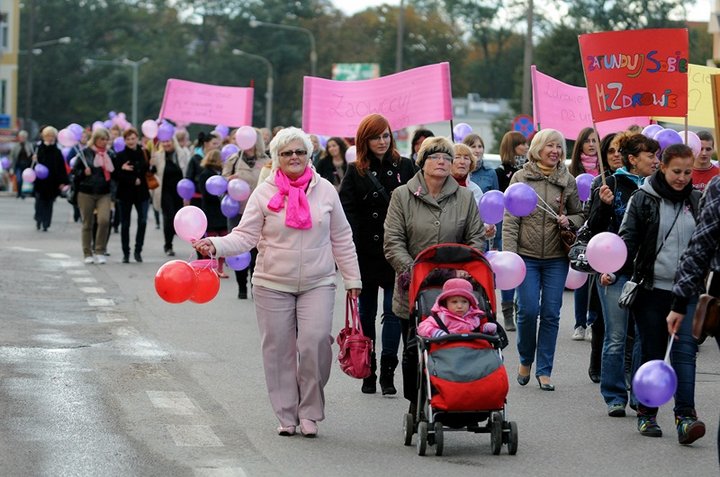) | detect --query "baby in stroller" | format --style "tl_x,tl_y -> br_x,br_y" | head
417,278 -> 497,339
